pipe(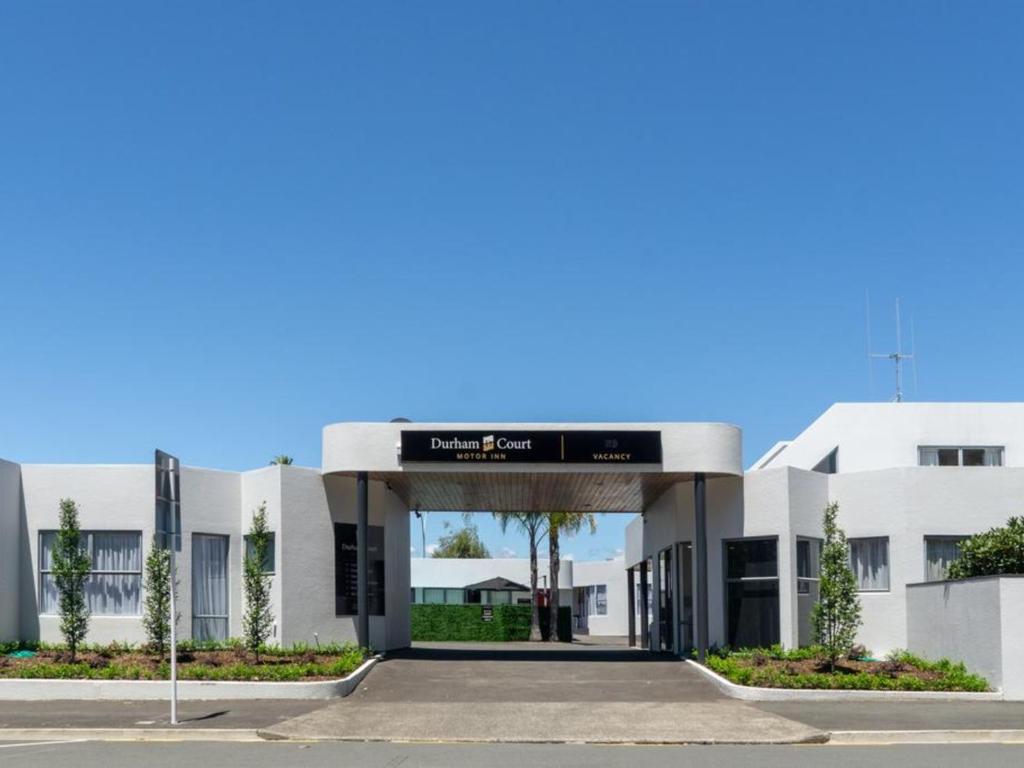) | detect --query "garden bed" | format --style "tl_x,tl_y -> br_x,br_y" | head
704,646 -> 989,692
0,641 -> 366,682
